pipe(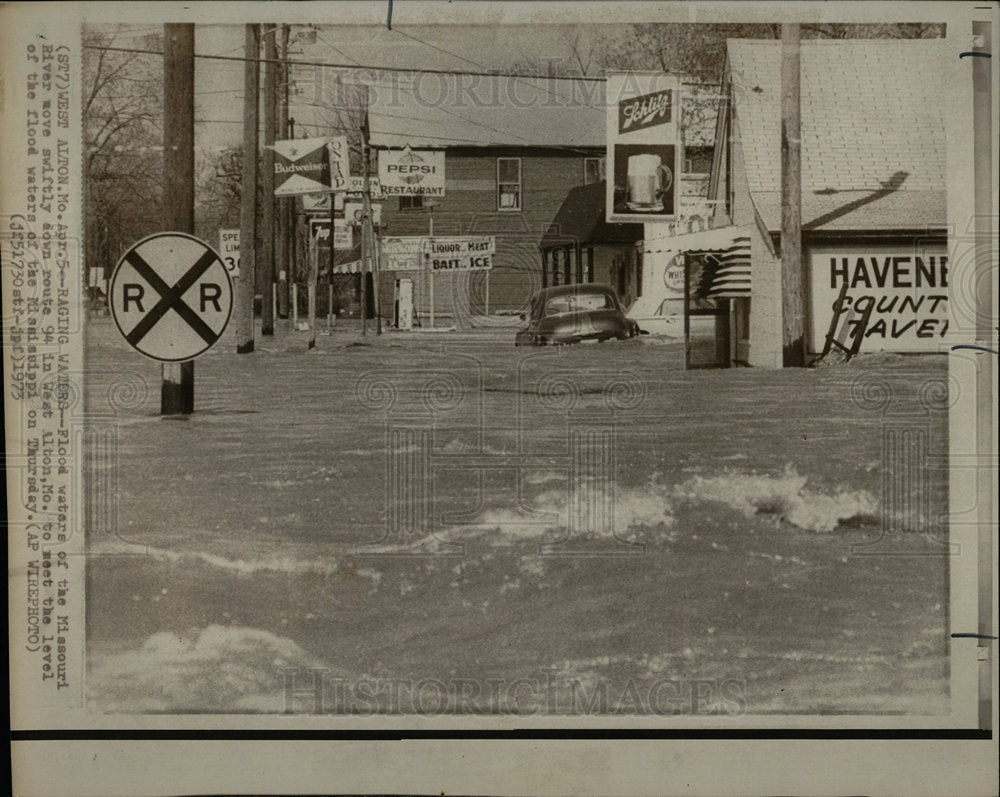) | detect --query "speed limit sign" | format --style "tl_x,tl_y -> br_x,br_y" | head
218,229 -> 240,277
